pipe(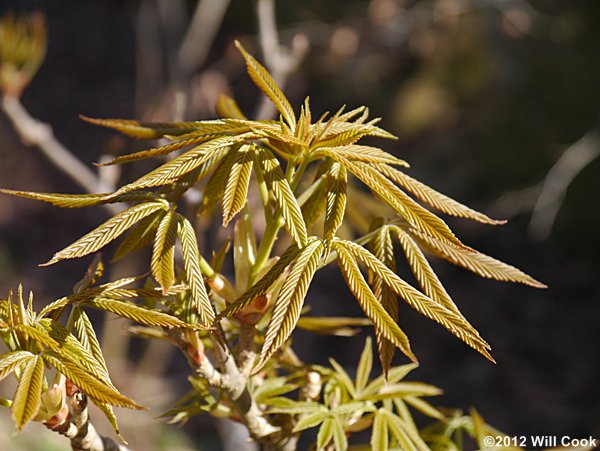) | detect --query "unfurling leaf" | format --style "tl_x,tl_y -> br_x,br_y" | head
222,145 -> 254,226
255,147 -> 308,247
324,162 -> 347,246
177,215 -> 215,325
42,202 -> 166,266
83,298 -> 189,328
235,41 -> 296,129
216,94 -> 247,120
254,239 -> 323,373
11,354 -> 44,429
80,116 -> 203,139
334,243 -> 416,363
356,337 -> 373,394
151,211 -> 177,294
0,351 -> 35,382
